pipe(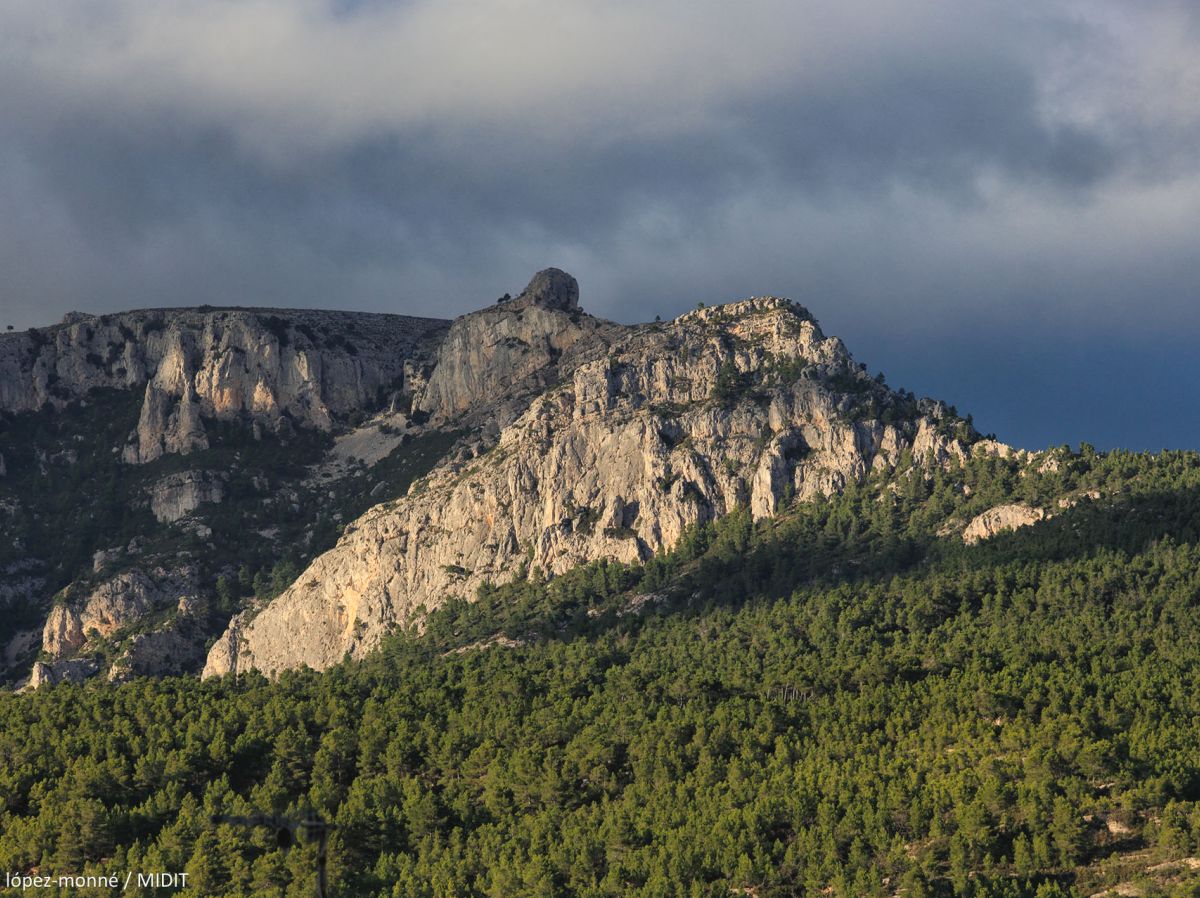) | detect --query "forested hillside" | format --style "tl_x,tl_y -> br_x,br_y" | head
3,447 -> 1200,897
